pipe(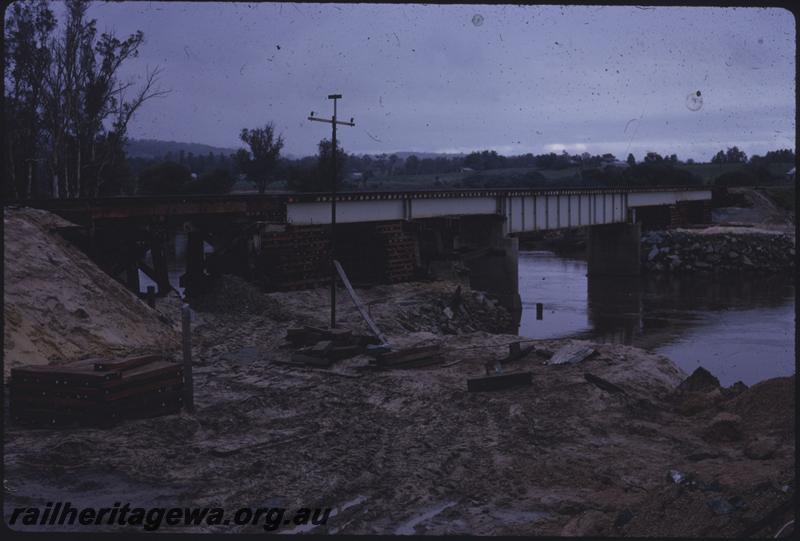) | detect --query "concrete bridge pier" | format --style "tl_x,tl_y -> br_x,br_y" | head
464,235 -> 522,316
457,216 -> 522,318
586,222 -> 642,276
